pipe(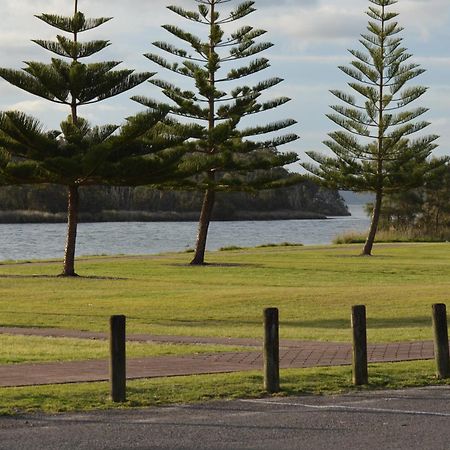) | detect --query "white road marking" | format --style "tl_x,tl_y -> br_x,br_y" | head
241,399 -> 450,417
